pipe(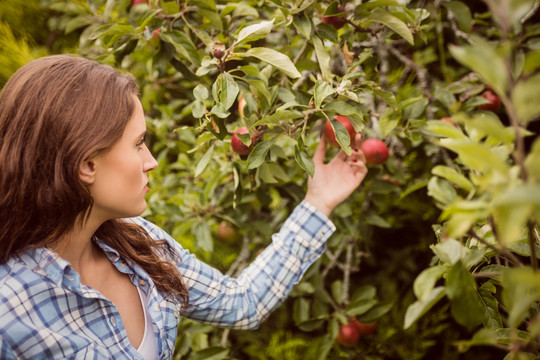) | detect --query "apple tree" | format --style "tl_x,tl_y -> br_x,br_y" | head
2,0 -> 540,359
